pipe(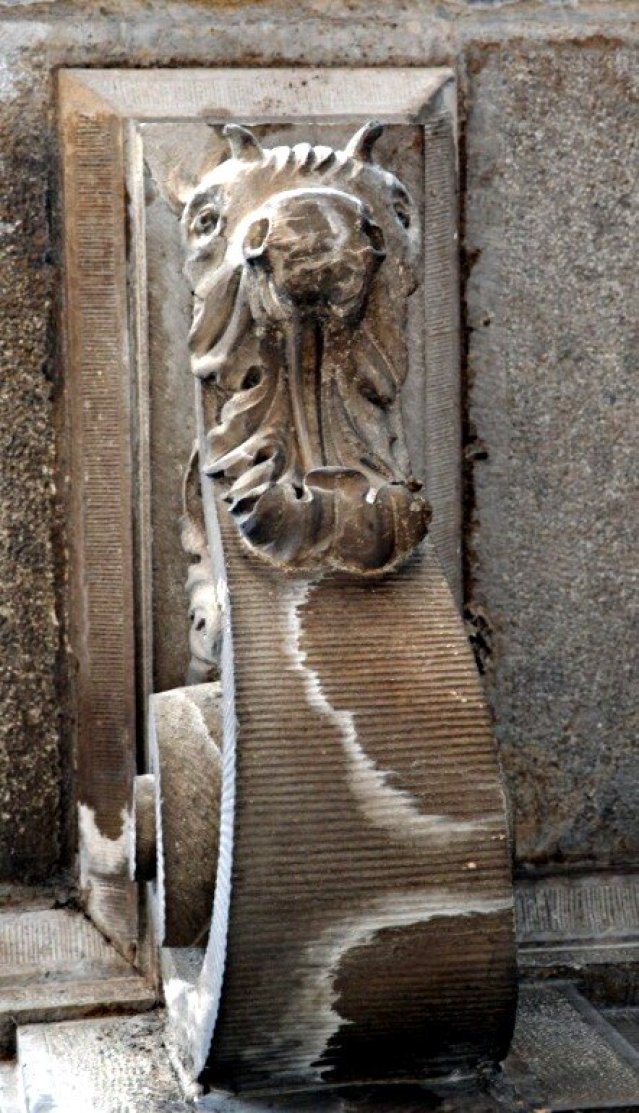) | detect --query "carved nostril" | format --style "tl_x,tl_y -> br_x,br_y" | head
244,217 -> 271,260
362,217 -> 386,257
